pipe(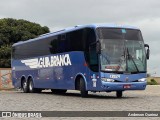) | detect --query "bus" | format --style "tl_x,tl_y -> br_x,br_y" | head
12,24 -> 150,98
